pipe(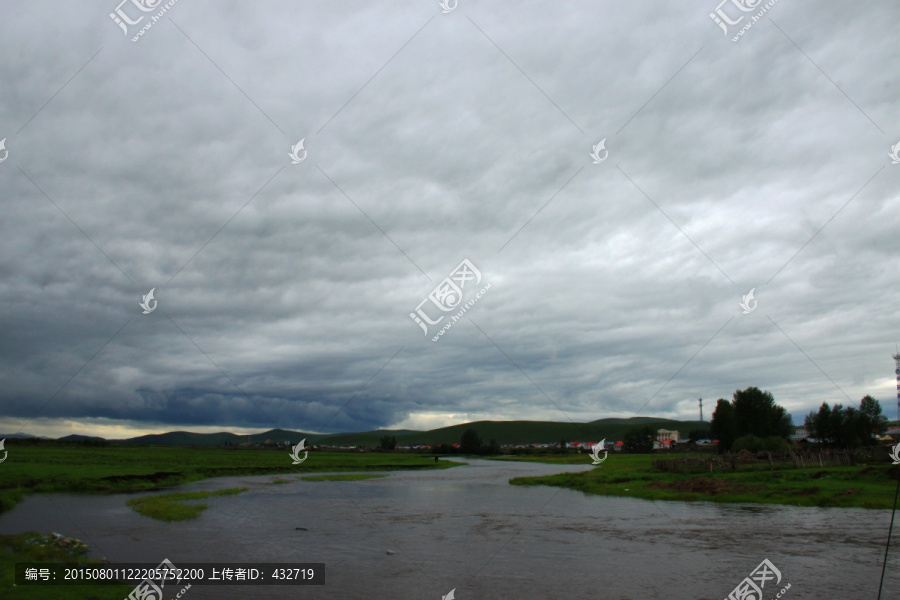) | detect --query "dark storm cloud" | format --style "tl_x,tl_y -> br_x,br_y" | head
0,0 -> 898,437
